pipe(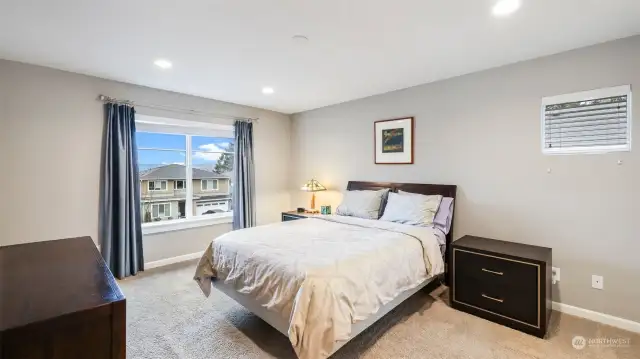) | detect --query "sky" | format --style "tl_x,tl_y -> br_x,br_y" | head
136,132 -> 234,171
